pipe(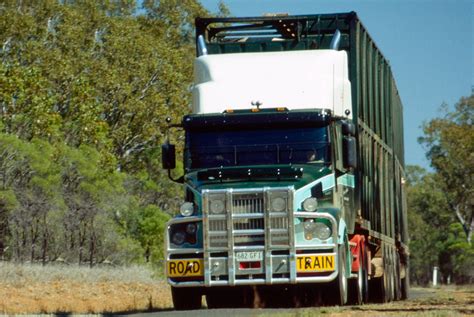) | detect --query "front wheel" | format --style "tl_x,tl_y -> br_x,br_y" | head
323,244 -> 348,306
171,286 -> 202,310
347,248 -> 363,305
